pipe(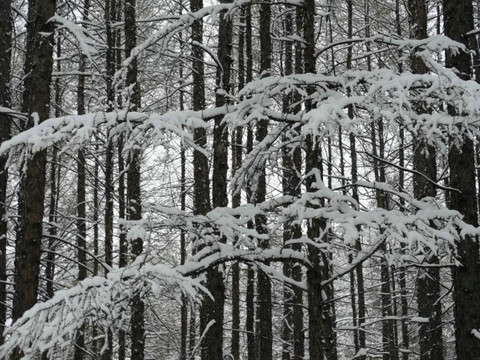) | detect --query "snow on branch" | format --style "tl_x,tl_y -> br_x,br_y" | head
0,256 -> 206,359
0,108 -> 217,170
49,15 -> 99,63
